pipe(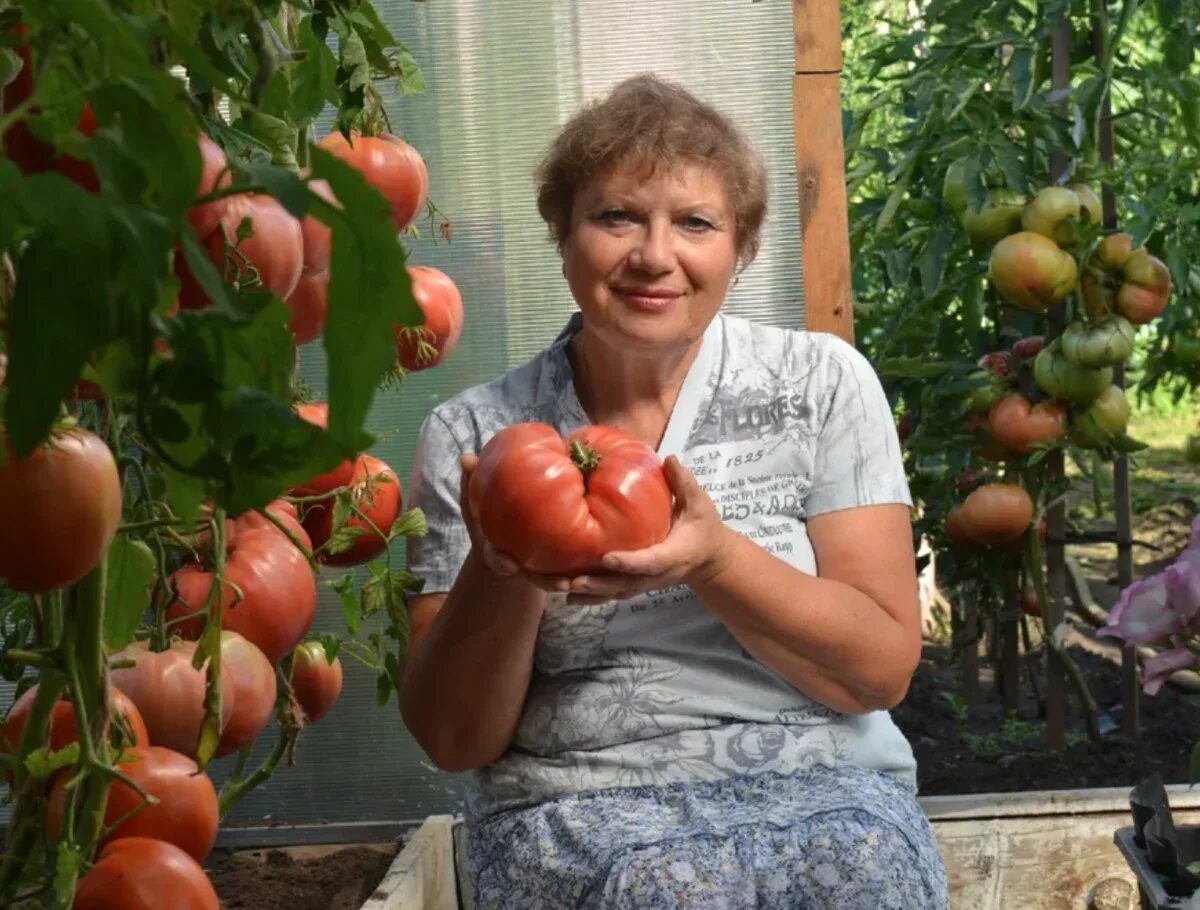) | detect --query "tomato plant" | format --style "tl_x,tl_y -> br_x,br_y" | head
469,423 -> 673,575
0,1 -> 451,904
